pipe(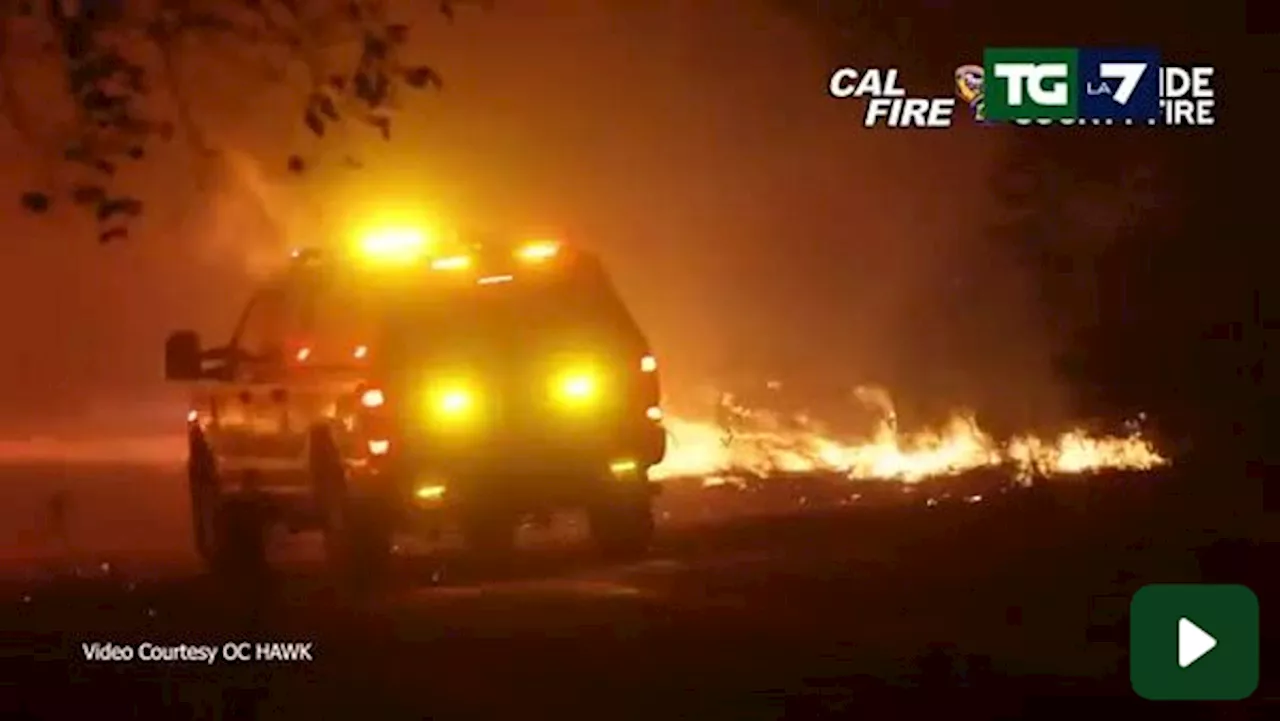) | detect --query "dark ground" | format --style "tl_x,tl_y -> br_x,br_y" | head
0,462 -> 1275,720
